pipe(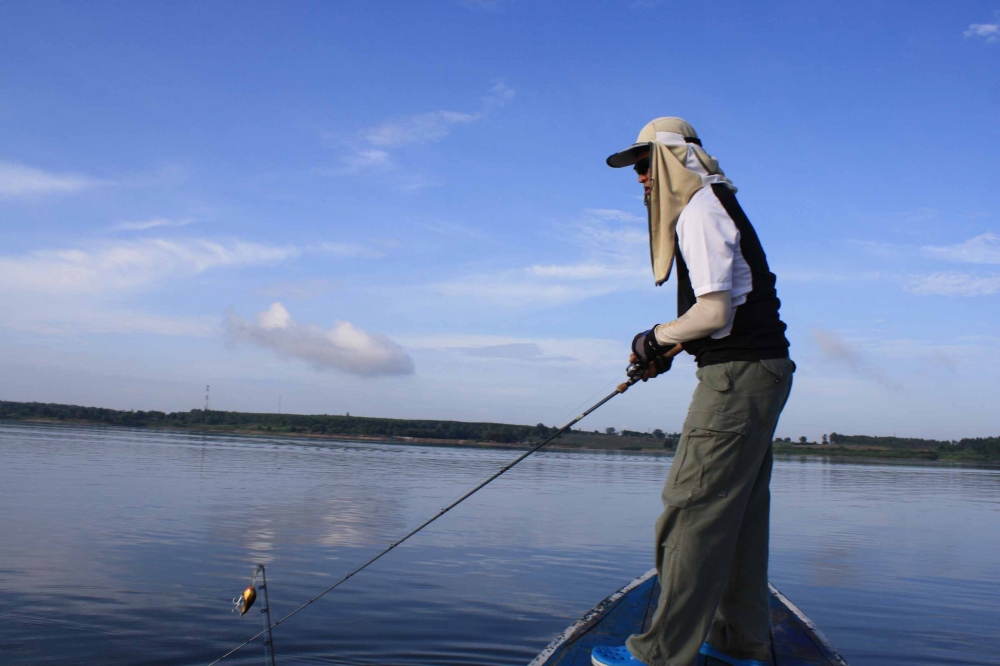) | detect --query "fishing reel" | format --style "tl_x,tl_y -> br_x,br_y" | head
626,361 -> 646,381
626,343 -> 682,383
